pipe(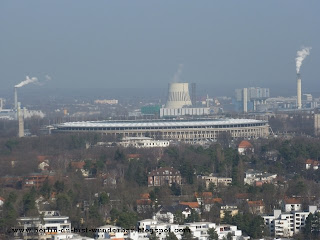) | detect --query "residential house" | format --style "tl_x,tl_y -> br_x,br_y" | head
244,169 -> 277,186
305,159 -> 320,170
247,200 -> 265,215
201,174 -> 232,189
281,197 -> 302,212
148,167 -> 181,187
235,193 -> 250,204
220,205 -> 239,219
179,202 -> 200,214
238,140 -> 254,155
136,193 -> 153,214
71,161 -> 89,177
0,197 -> 5,207
15,211 -> 71,240
95,225 -> 126,240
23,173 -> 55,189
